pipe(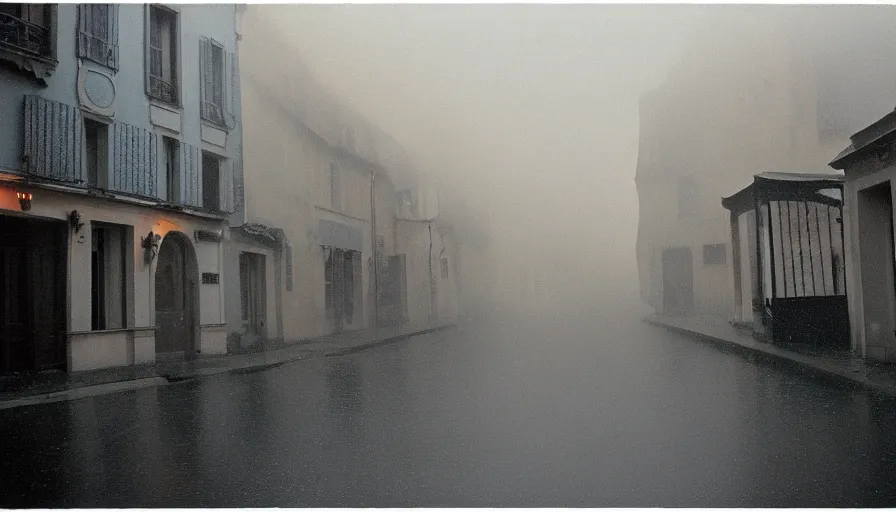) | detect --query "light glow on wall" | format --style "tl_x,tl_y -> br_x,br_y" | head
152,219 -> 182,239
